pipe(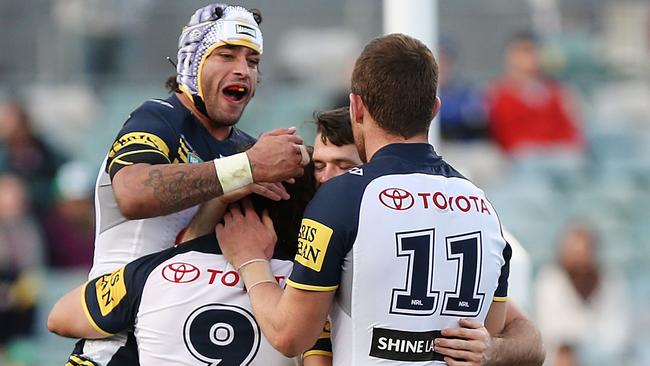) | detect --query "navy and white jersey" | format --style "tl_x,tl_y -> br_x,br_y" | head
287,144 -> 511,365
82,234 -> 308,366
84,94 -> 255,364
90,94 -> 256,279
